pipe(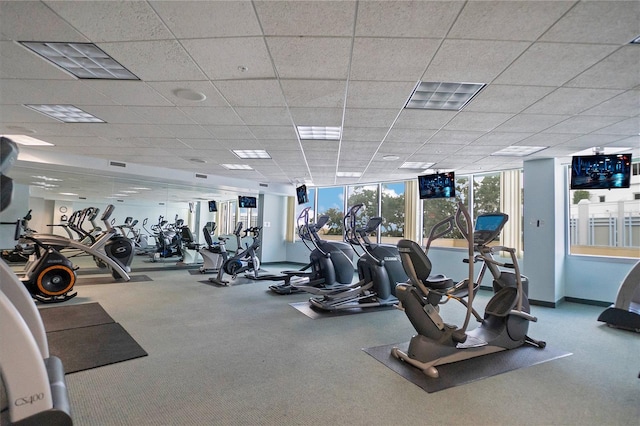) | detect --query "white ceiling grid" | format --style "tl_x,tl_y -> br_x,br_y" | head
0,0 -> 637,201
